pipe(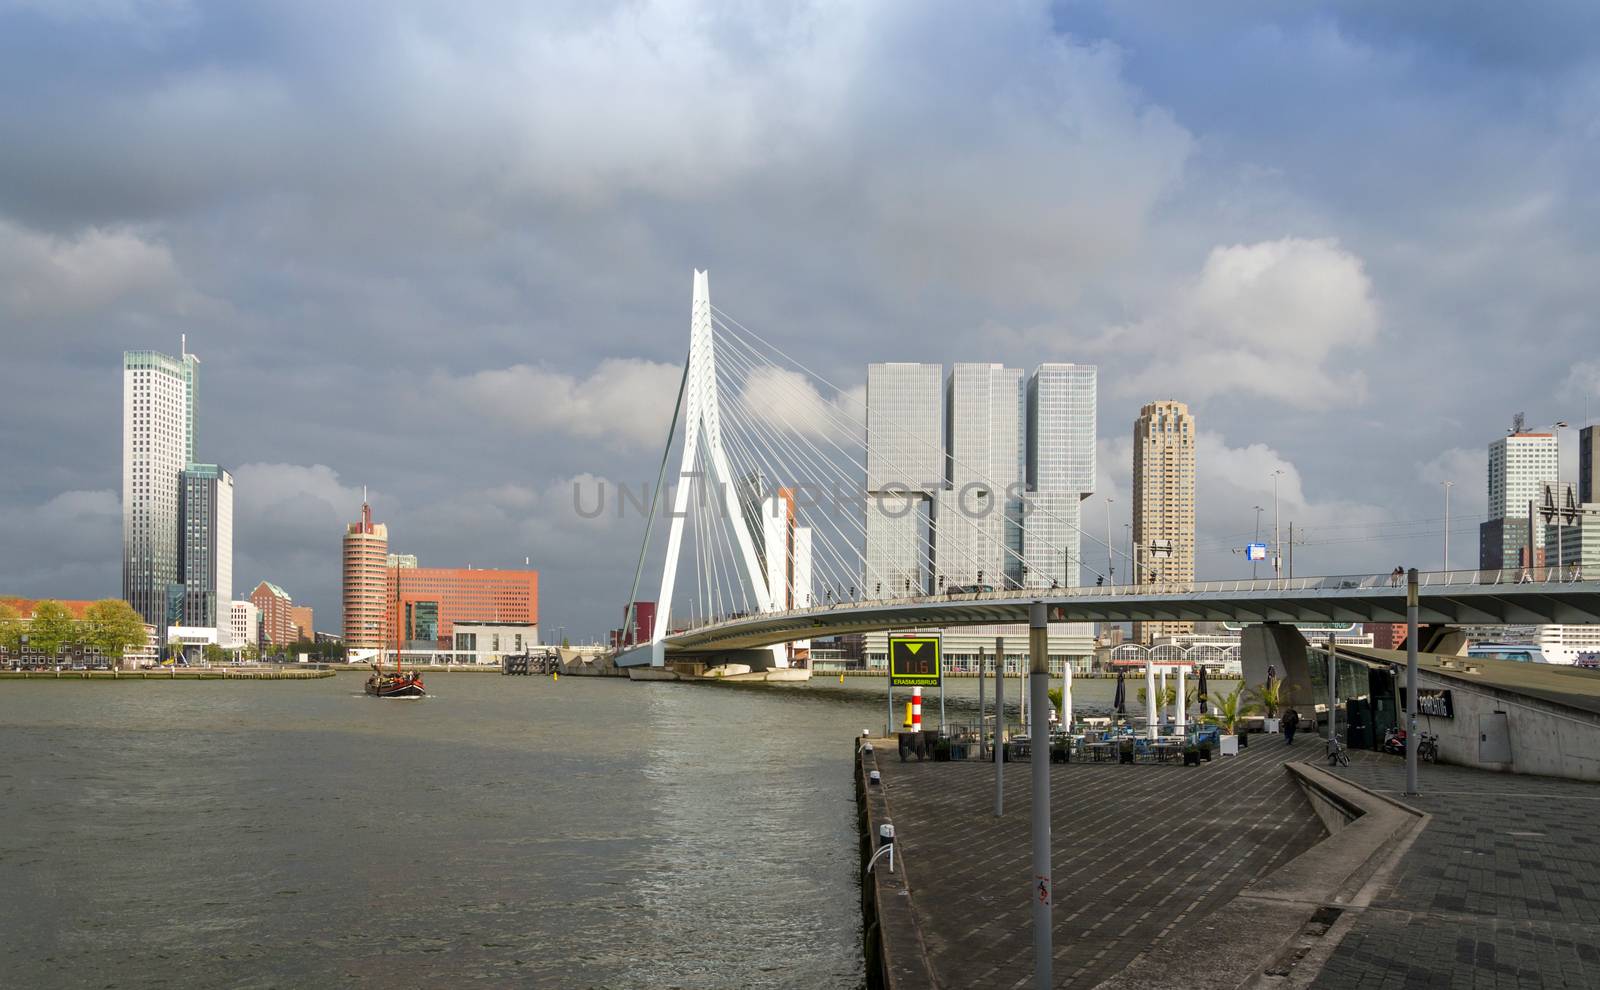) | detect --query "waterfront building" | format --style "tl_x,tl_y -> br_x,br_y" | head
390,566 -> 539,652
1479,430 -> 1558,569
1132,401 -> 1197,643
227,599 -> 260,649
122,343 -> 199,629
938,363 -> 1024,589
449,620 -> 540,663
343,495 -> 390,648
290,605 -> 314,642
386,553 -> 418,570
619,601 -> 657,648
176,464 -> 233,629
250,580 -> 295,646
1022,363 -> 1096,589
1460,622 -> 1600,664
864,363 -> 941,596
